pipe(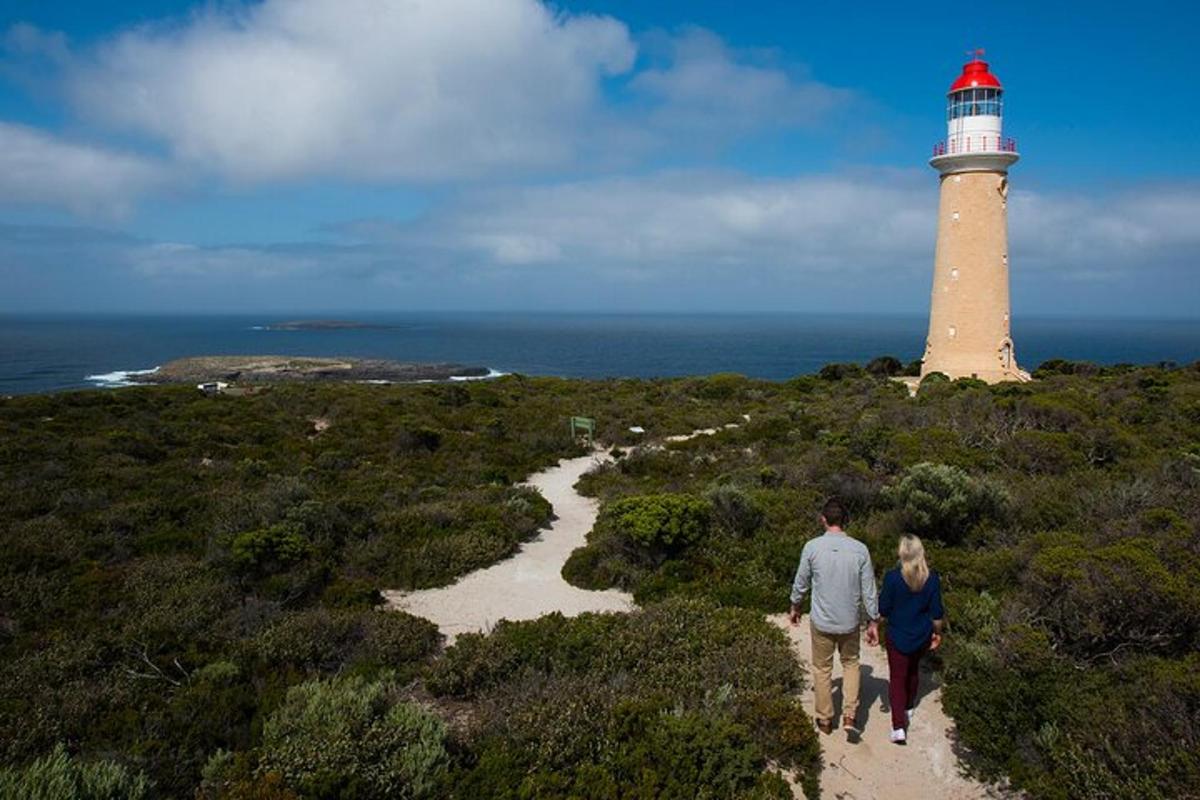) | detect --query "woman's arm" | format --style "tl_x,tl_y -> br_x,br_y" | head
878,570 -> 895,618
929,573 -> 946,649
